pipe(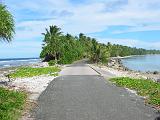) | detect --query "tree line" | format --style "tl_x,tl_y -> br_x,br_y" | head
40,25 -> 160,64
